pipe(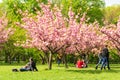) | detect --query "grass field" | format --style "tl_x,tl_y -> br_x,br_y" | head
0,64 -> 120,80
